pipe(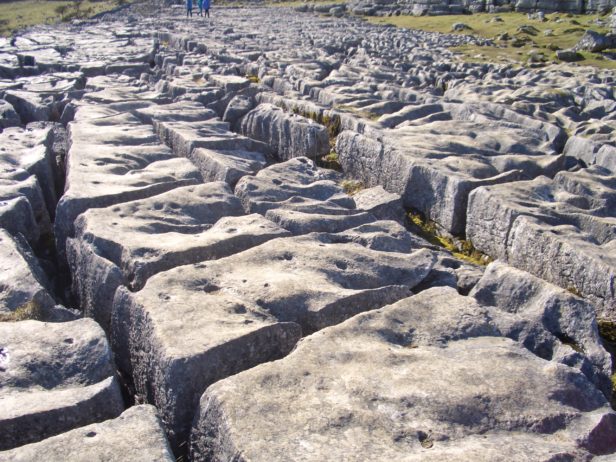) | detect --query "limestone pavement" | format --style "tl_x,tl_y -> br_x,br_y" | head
0,3 -> 615,461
